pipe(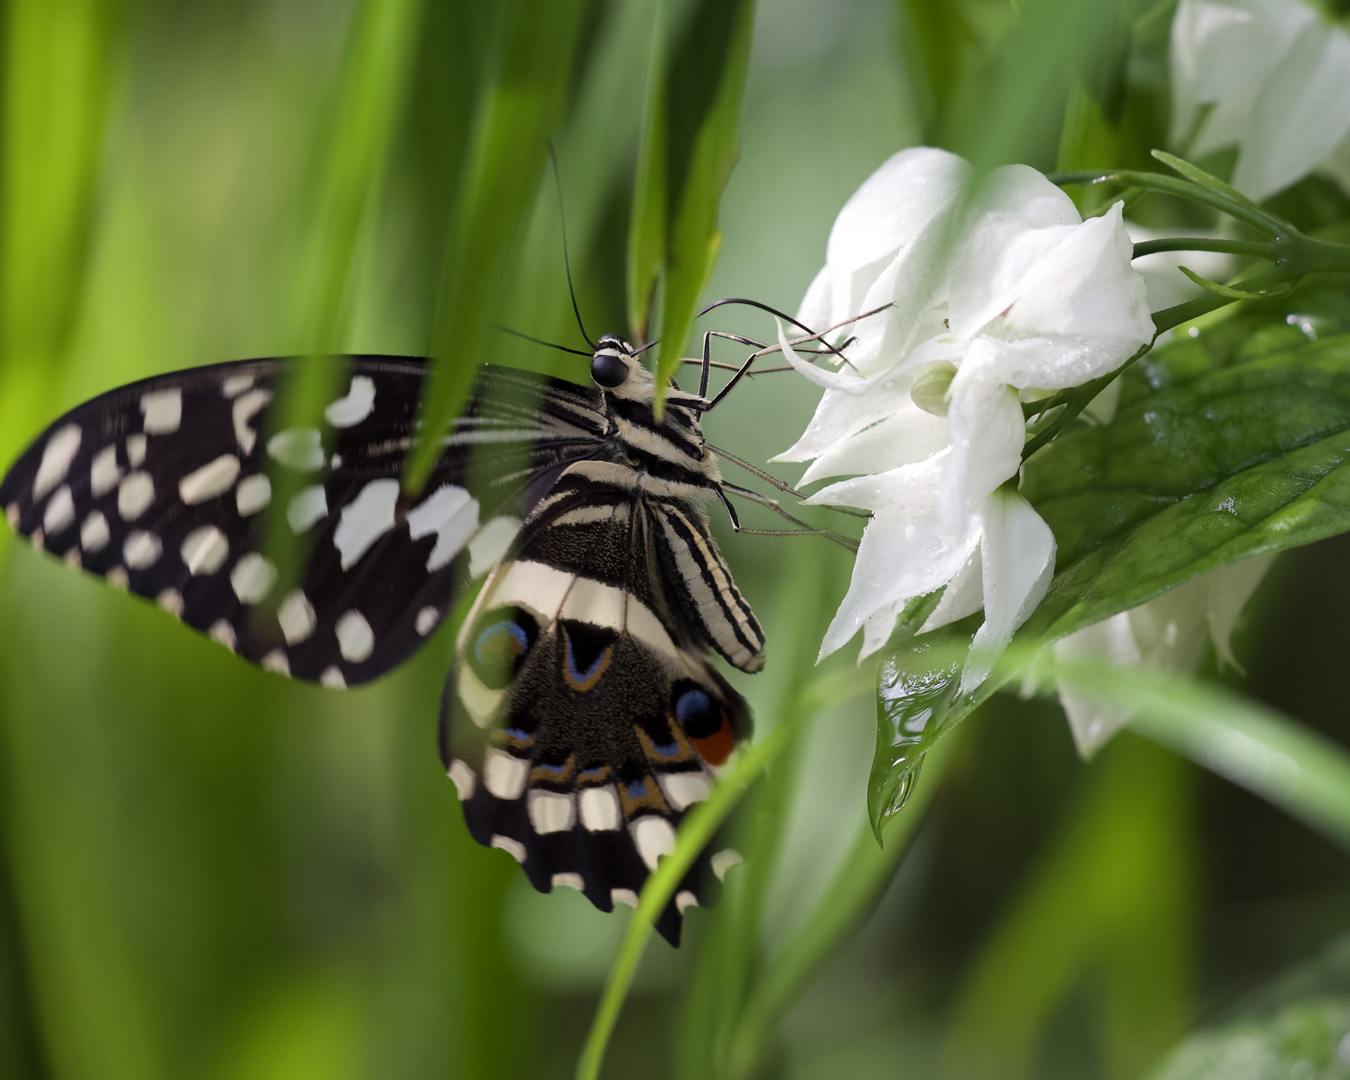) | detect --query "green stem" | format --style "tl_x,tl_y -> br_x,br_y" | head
575,725 -> 793,1080
1048,168 -> 1286,238
1149,267 -> 1293,335
1132,237 -> 1277,260
724,731 -> 960,1079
